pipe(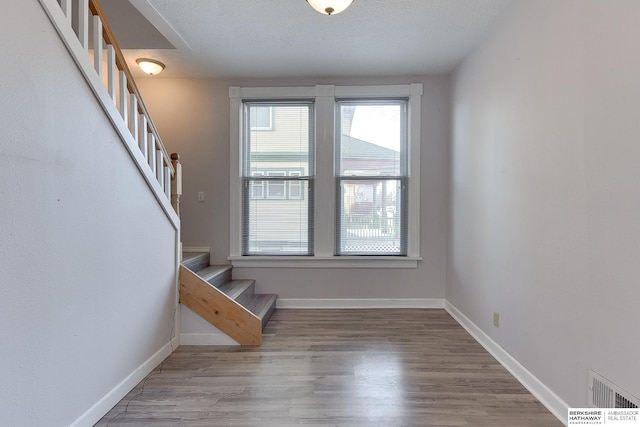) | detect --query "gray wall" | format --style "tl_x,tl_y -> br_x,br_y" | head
138,75 -> 451,300
450,0 -> 640,407
0,2 -> 178,425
